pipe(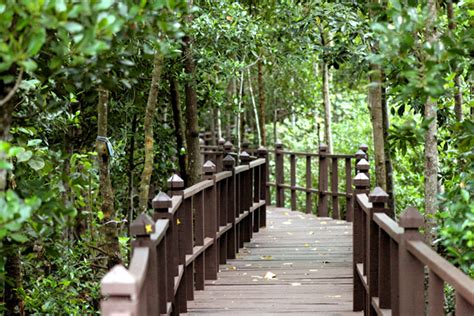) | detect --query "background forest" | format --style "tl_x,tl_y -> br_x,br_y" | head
0,0 -> 472,314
